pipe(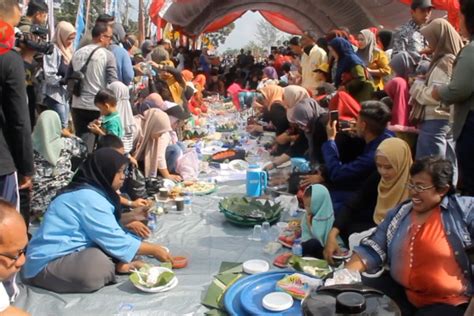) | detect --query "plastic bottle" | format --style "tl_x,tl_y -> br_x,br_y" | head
147,213 -> 157,232
261,221 -> 270,243
292,238 -> 303,257
195,141 -> 202,160
183,192 -> 193,216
